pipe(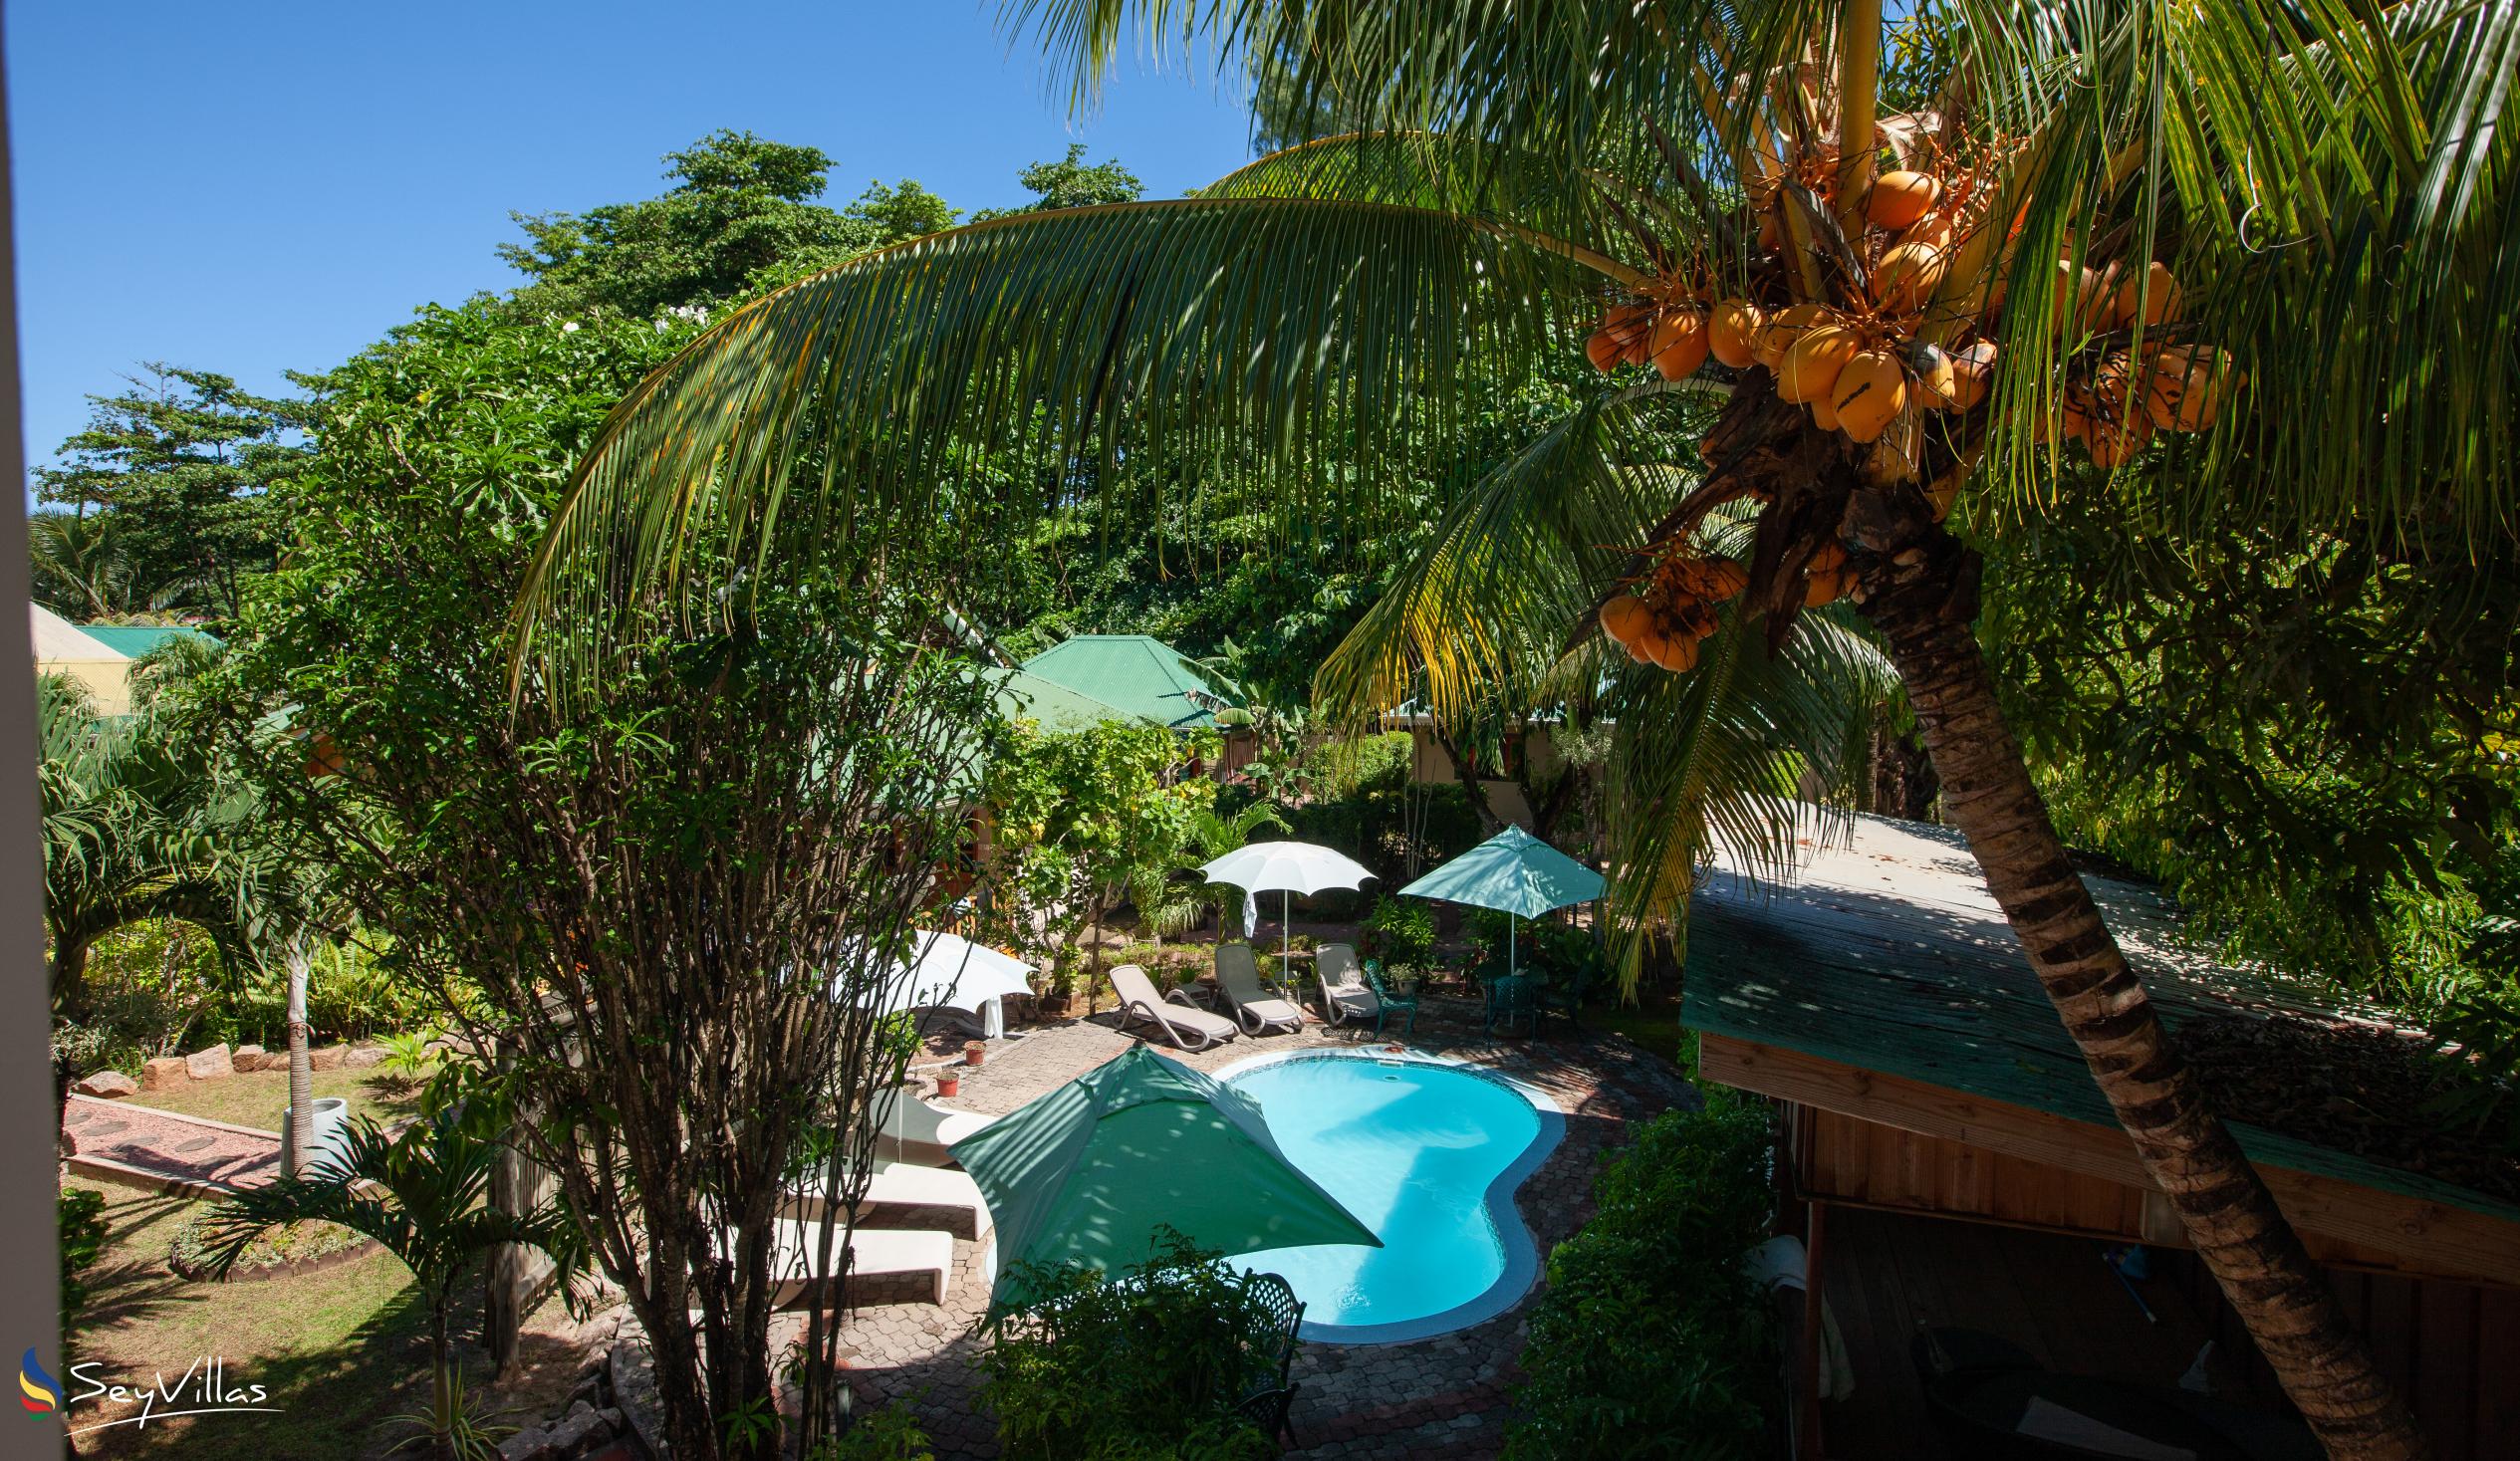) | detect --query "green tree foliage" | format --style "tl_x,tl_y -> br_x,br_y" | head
982,720 -> 1214,994
1983,497 -> 2520,1010
1507,1097 -> 1781,1460
969,143 -> 1144,221
499,129 -> 957,317
213,297 -> 1010,1459
30,364 -> 304,617
39,672 -> 257,1032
